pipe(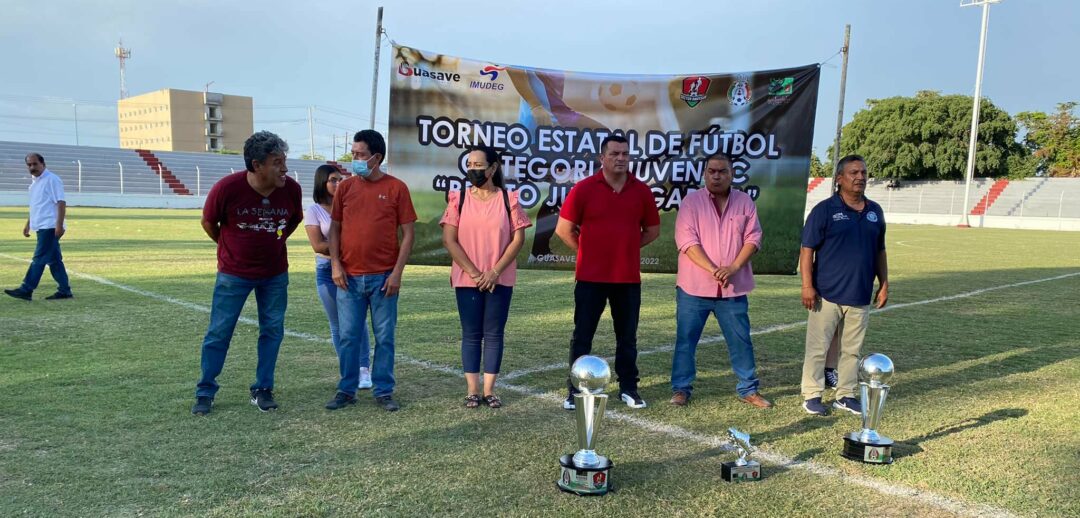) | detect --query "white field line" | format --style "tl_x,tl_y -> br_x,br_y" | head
5,254 -> 1065,518
502,271 -> 1080,380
